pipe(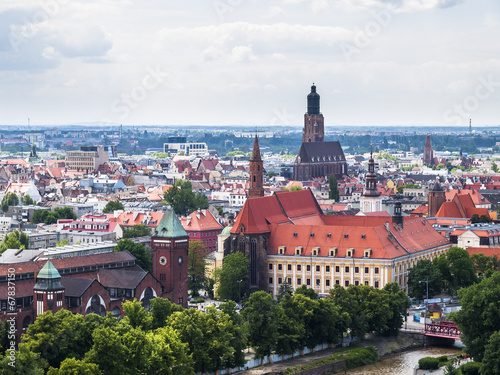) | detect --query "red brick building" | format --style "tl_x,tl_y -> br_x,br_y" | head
180,209 -> 223,255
